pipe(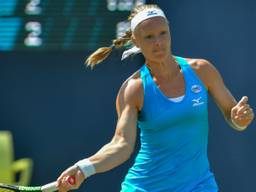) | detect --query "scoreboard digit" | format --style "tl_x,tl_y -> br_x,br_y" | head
0,0 -> 145,51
